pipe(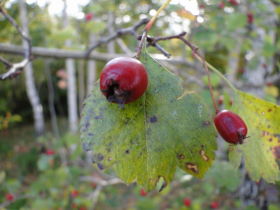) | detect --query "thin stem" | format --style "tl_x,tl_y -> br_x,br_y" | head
145,0 -> 172,31
136,0 -> 171,58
